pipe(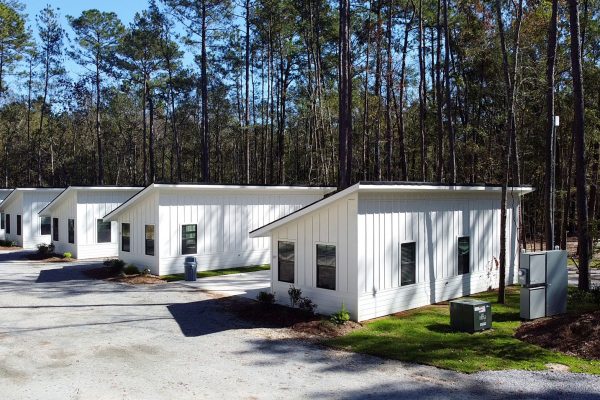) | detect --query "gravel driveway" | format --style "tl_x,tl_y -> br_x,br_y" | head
0,250 -> 599,400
